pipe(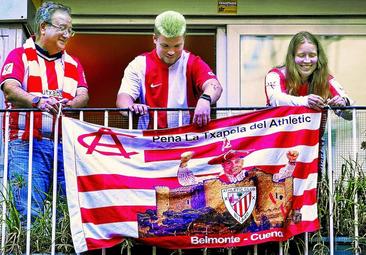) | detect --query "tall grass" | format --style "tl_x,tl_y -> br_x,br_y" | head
0,186 -> 74,254
310,155 -> 366,254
